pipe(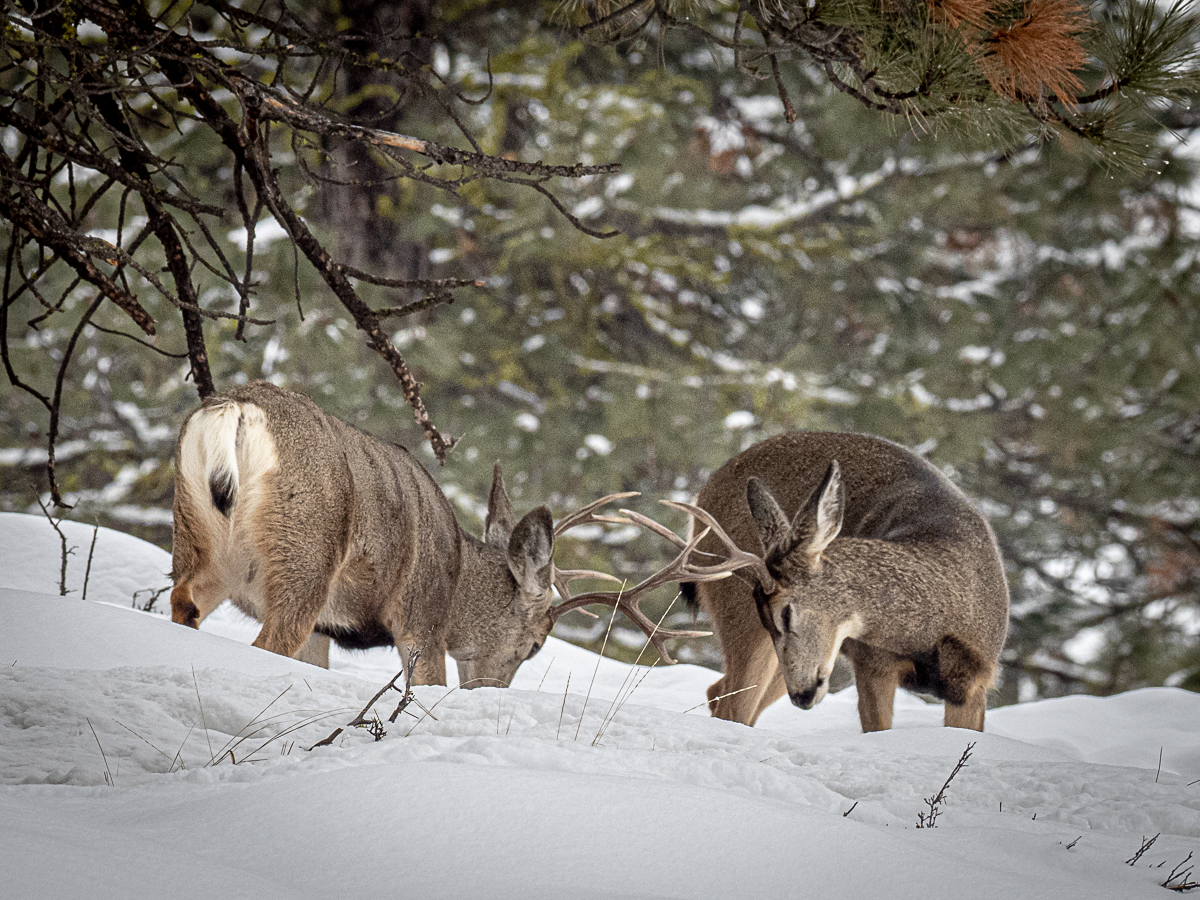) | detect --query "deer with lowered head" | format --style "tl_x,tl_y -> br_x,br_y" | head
645,432 -> 1009,732
170,381 -> 711,686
